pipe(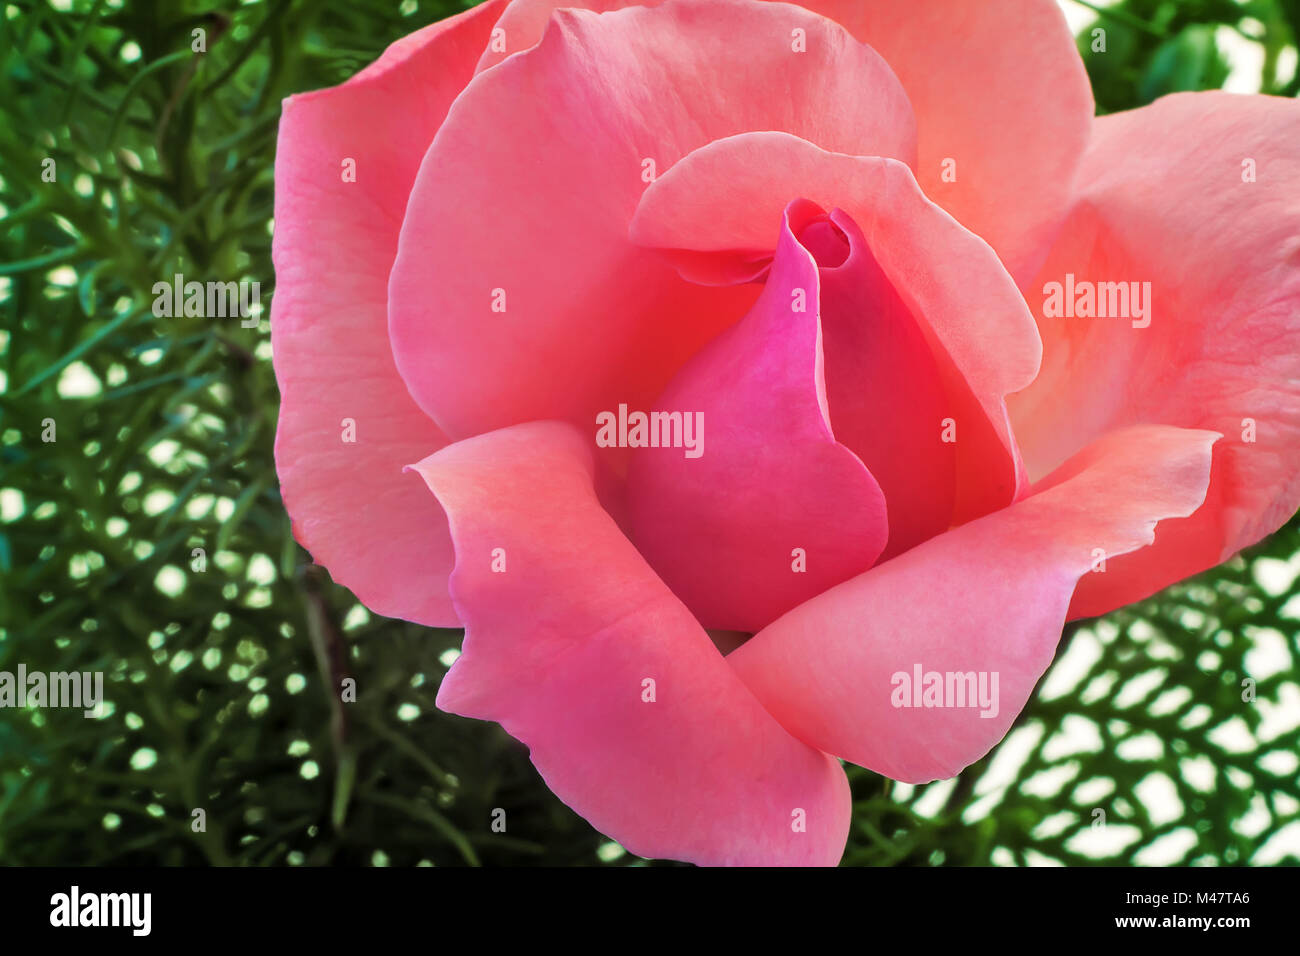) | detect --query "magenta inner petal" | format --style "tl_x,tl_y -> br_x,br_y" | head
796,216 -> 851,269
625,199 -> 889,633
